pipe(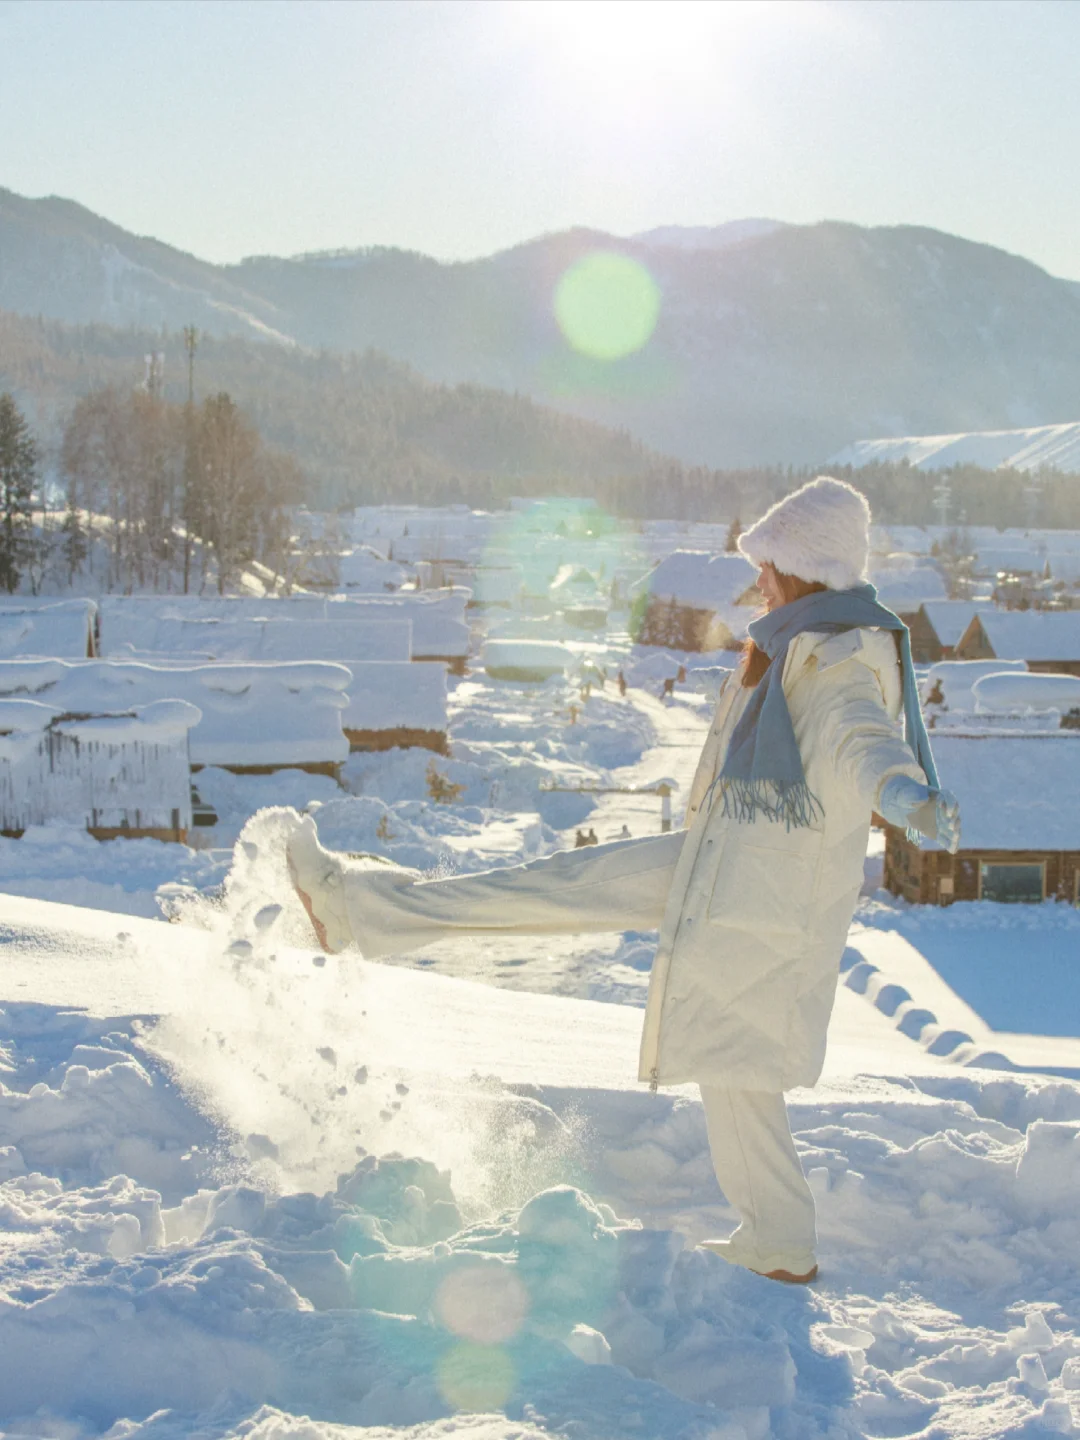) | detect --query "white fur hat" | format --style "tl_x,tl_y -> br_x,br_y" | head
737,476 -> 871,590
